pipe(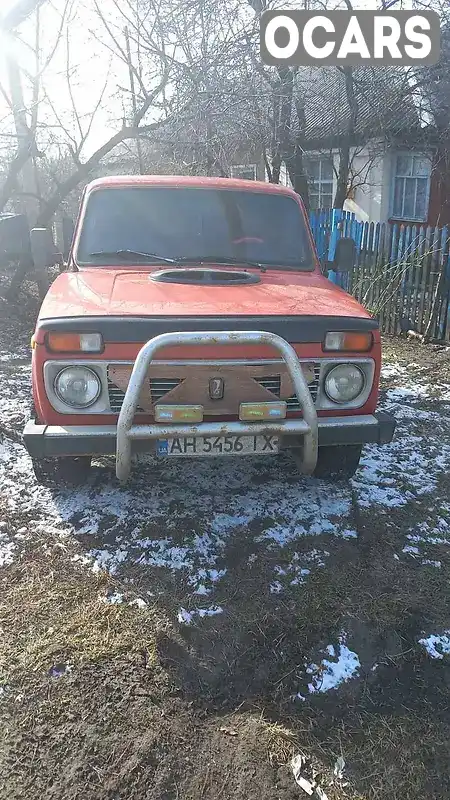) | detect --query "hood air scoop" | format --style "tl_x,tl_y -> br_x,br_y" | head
149,268 -> 261,286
